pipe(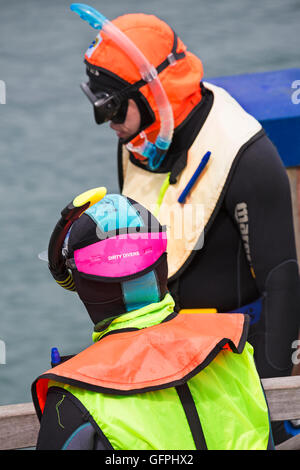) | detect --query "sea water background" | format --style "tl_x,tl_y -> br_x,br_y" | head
0,0 -> 299,405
